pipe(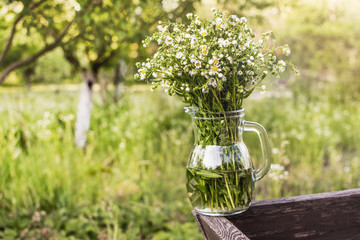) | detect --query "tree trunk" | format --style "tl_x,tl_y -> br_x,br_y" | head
99,76 -> 107,105
114,60 -> 127,102
23,66 -> 35,91
74,70 -> 96,148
